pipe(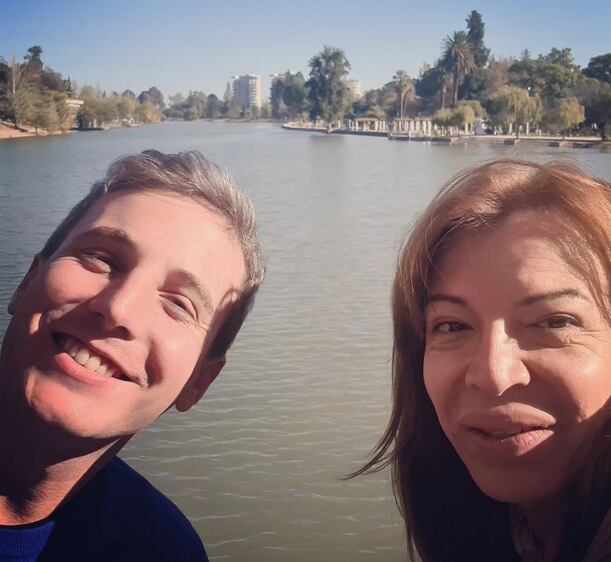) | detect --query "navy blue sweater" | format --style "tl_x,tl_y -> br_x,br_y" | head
0,457 -> 208,561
